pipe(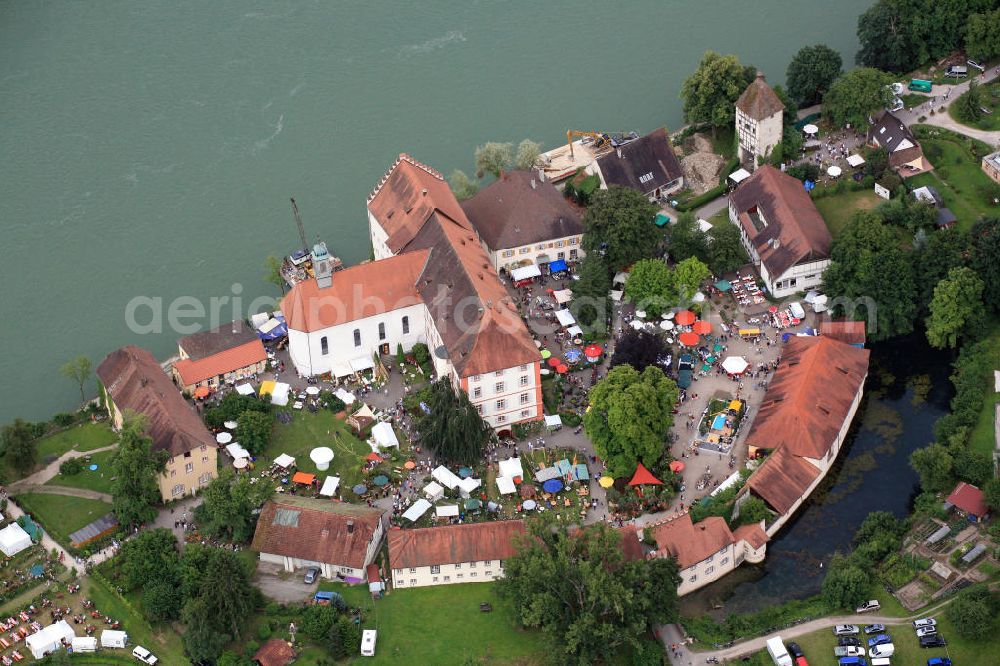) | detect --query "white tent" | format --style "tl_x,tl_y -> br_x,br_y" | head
729,168 -> 752,185
721,356 -> 749,375
215,431 -> 232,444
692,291 -> 706,303
334,388 -> 356,405
270,382 -> 291,407
0,522 -> 32,557
432,466 -> 461,490
846,153 -> 866,167
697,218 -> 713,233
235,383 -> 255,396
435,504 -> 460,518
458,476 -> 482,498
496,476 -> 517,495
26,620 -> 75,660
552,288 -> 573,304
319,476 -> 340,497
555,309 -> 576,327
225,443 -> 251,460
371,422 -> 400,449
544,414 -> 562,429
273,453 -> 296,469
811,294 -> 829,313
259,318 -> 282,334
535,467 -> 560,482
609,290 -> 624,302
331,362 -> 355,379
100,630 -> 129,648
71,636 -> 97,652
350,356 -> 375,373
613,272 -> 629,287
423,481 -> 445,502
498,457 -> 524,481
402,499 -> 431,522
251,312 -> 270,329
511,264 -> 542,281
567,325 -> 584,338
